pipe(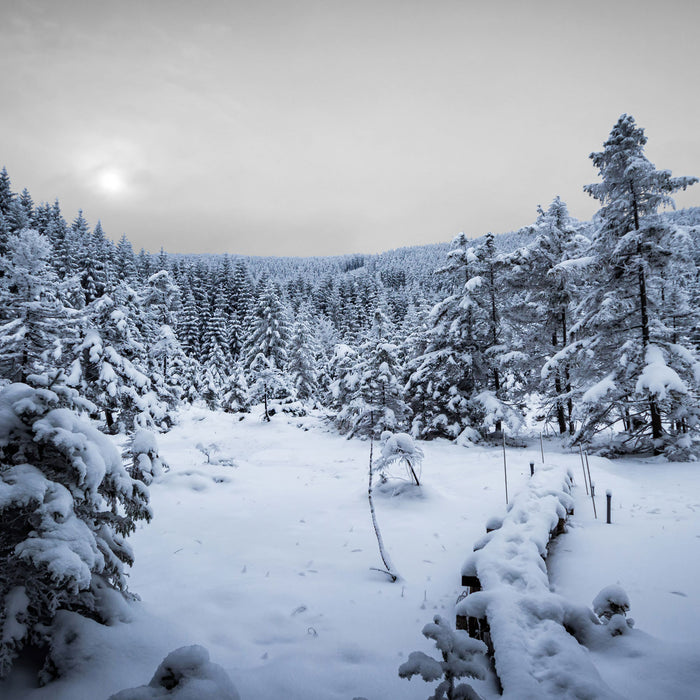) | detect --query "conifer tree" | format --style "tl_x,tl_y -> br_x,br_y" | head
178,289 -> 202,357
0,230 -> 79,383
286,305 -> 320,403
0,167 -> 15,217
506,198 -> 585,433
115,234 -> 138,282
221,363 -> 251,414
202,301 -> 233,384
570,115 -> 699,455
338,308 -> 408,438
68,293 -> 152,433
244,281 -> 290,372
0,380 -> 151,680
